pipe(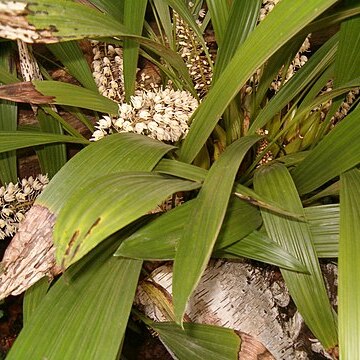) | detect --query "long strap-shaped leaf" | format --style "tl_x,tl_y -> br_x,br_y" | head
117,196 -> 261,255
206,0 -> 230,47
0,0 -> 129,42
155,158 -> 303,218
123,0 -> 147,100
173,135 -> 260,324
339,168 -> 360,358
55,172 -> 200,268
322,6 -> 360,129
149,322 -> 242,360
116,203 -> 341,262
47,42 -> 98,91
0,43 -> 17,183
254,163 -> 337,349
23,277 -> 49,326
0,131 -> 89,153
115,196 -> 307,272
213,0 -> 261,81
179,0 -> 338,163
6,233 -> 142,360
38,133 -> 174,213
305,204 -> 339,258
0,80 -> 119,114
89,0 -> 125,22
